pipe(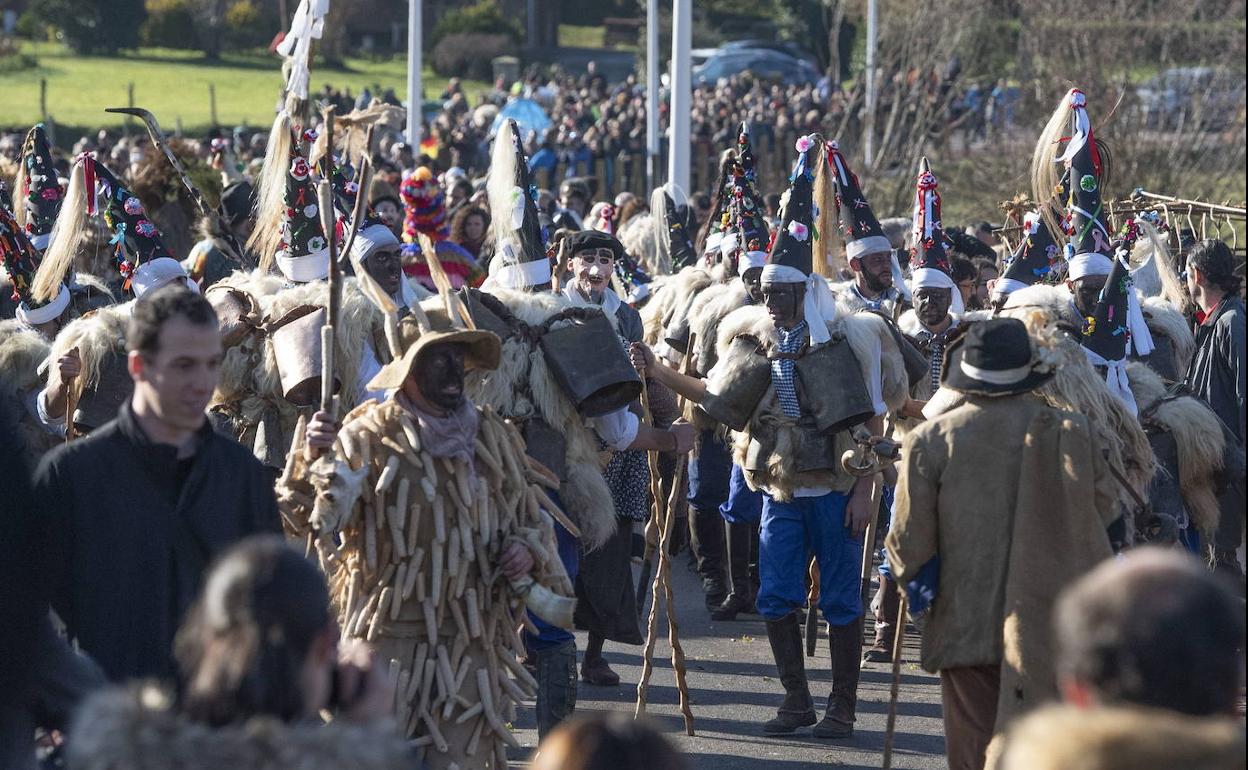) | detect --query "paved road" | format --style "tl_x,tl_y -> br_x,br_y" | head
509,552 -> 948,769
